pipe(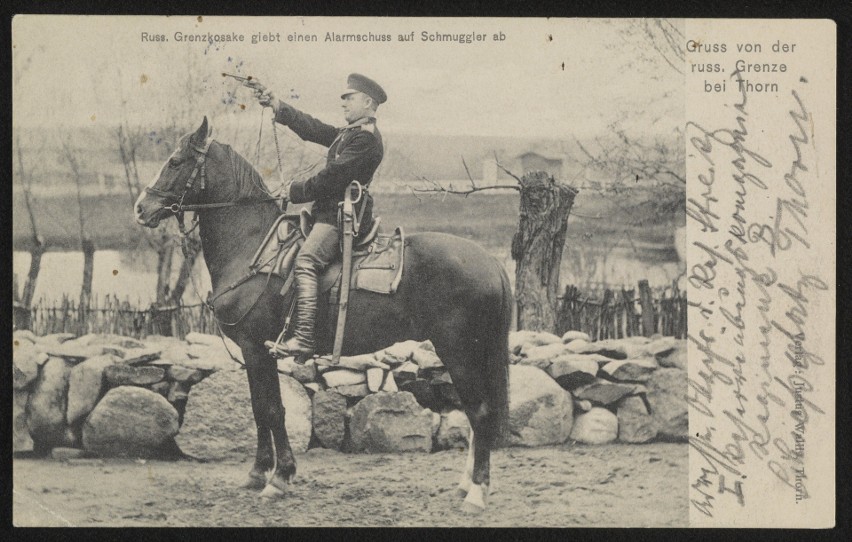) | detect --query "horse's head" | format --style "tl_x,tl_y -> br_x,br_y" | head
135,117 -> 214,228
